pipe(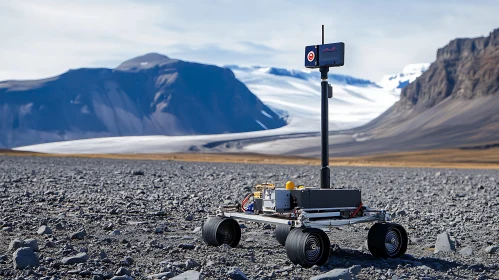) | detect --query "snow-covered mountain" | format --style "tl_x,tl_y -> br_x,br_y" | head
15,65 -> 401,154
227,65 -> 399,132
378,63 -> 430,91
